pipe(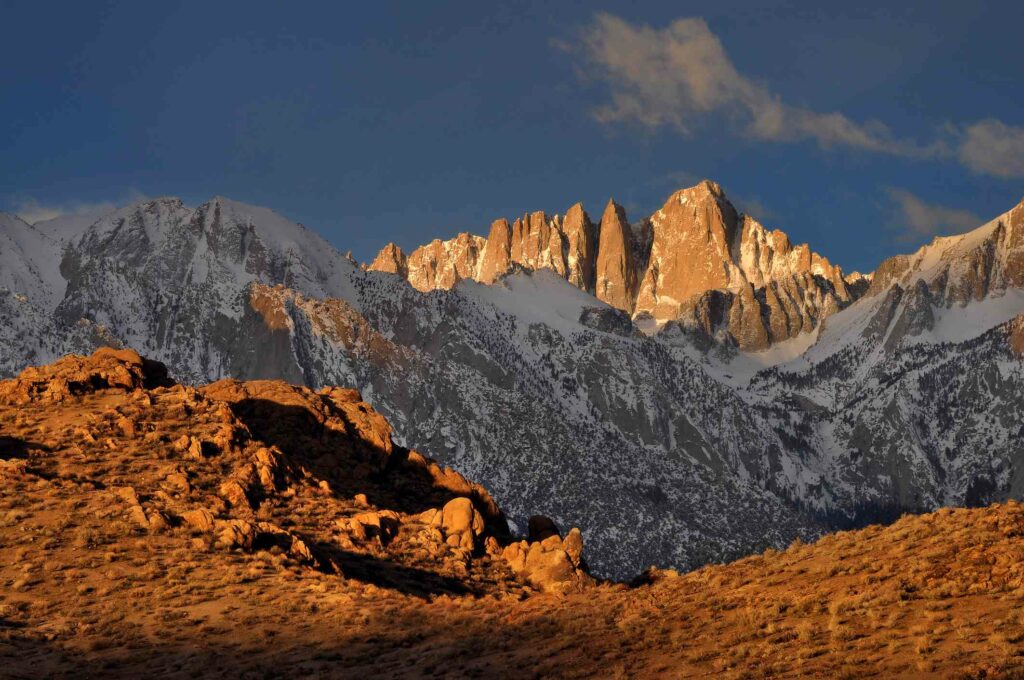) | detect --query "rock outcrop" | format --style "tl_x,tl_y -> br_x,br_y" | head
404,233 -> 486,292
594,200 -> 638,313
0,349 -> 593,599
477,219 -> 513,284
0,346 -> 169,404
368,242 -> 408,277
562,203 -> 597,292
501,522 -> 593,594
